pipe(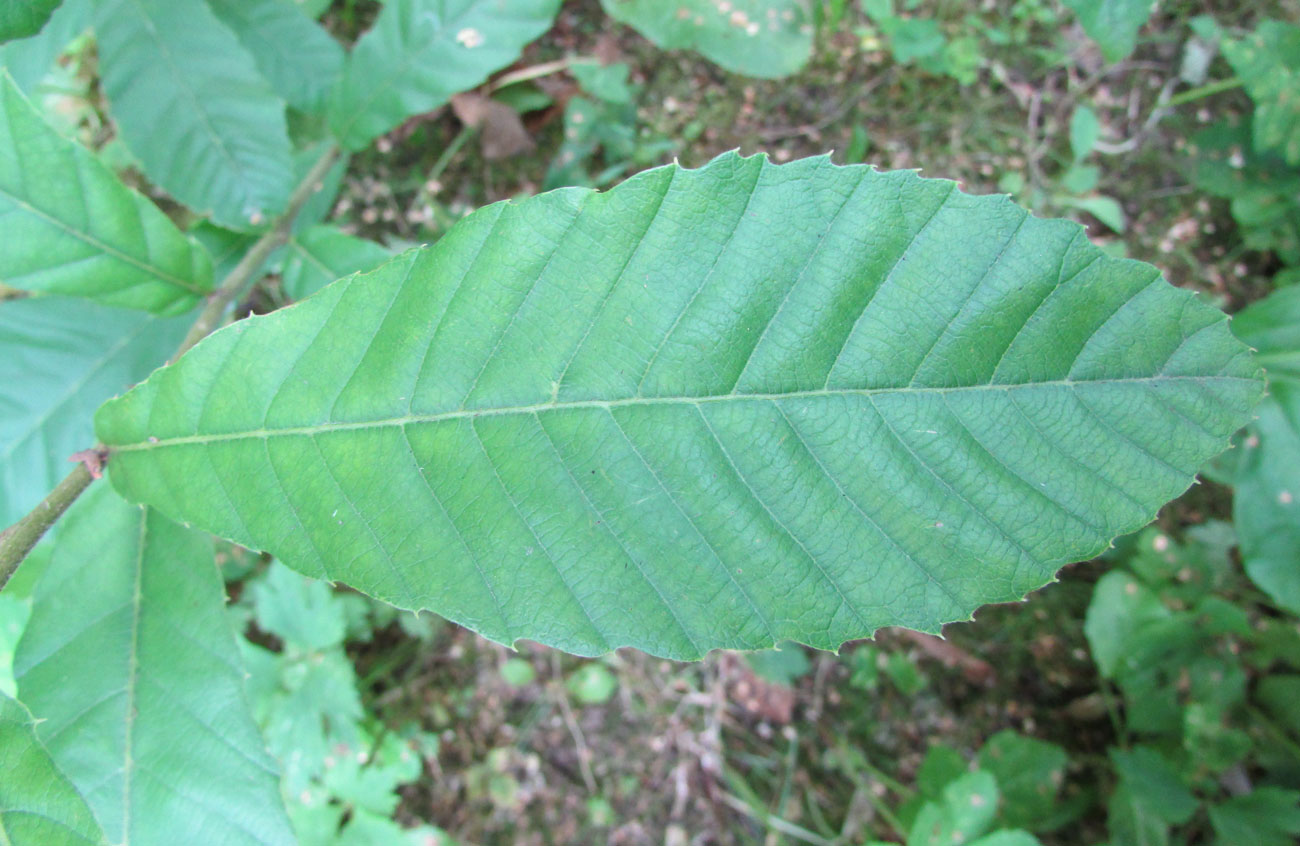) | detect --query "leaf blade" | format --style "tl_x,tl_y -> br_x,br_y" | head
327,0 -> 561,150
12,485 -> 295,845
0,74 -> 213,310
95,153 -> 1262,659
0,0 -> 62,42
600,0 -> 813,79
0,692 -> 106,846
93,0 -> 294,229
207,0 -> 343,113
0,296 -> 190,527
